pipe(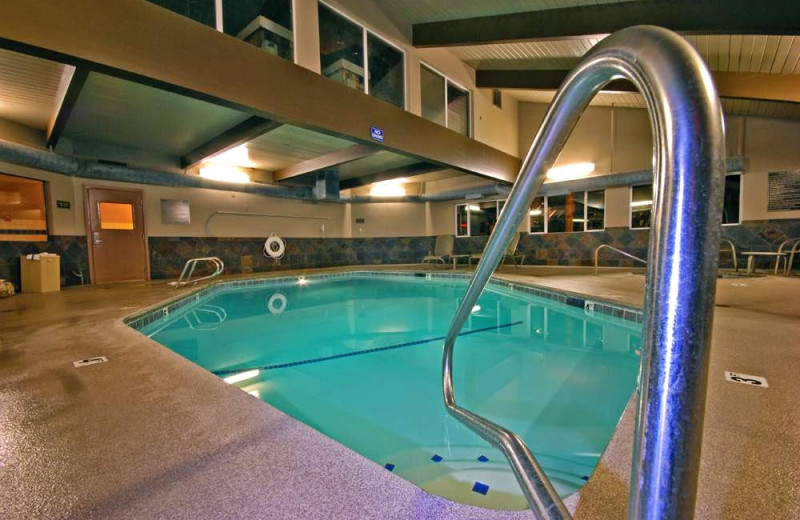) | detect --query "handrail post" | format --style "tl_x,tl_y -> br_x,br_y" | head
442,26 -> 725,520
